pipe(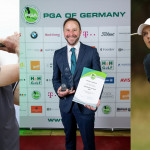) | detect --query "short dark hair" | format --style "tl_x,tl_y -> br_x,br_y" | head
63,18 -> 81,30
